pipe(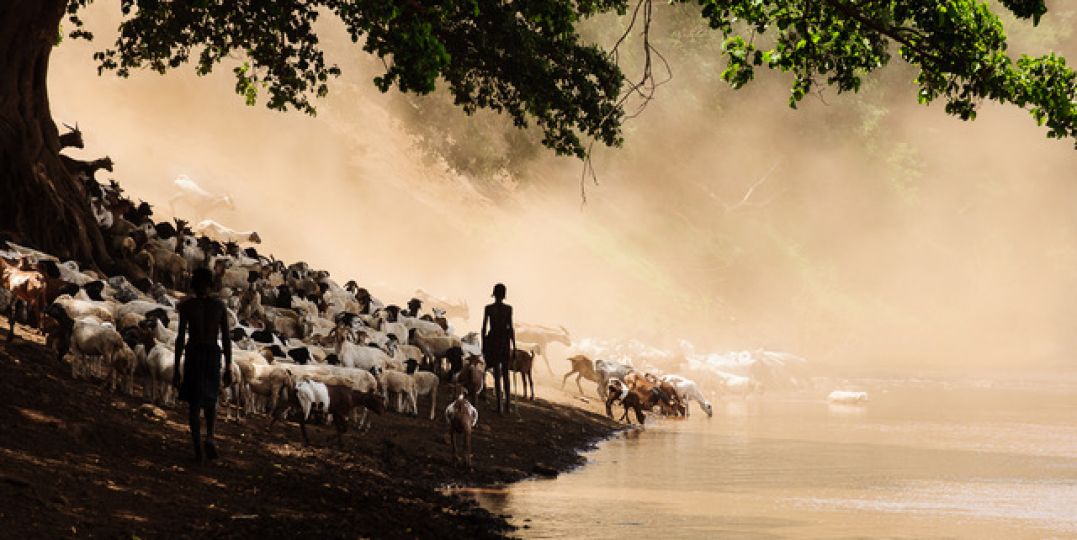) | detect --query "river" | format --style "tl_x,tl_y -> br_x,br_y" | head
462,376 -> 1077,538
